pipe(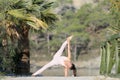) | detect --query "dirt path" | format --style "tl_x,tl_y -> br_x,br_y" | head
2,76 -> 120,80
